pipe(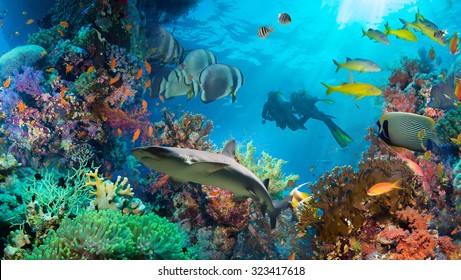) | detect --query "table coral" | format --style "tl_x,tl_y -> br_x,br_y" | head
0,45 -> 46,77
